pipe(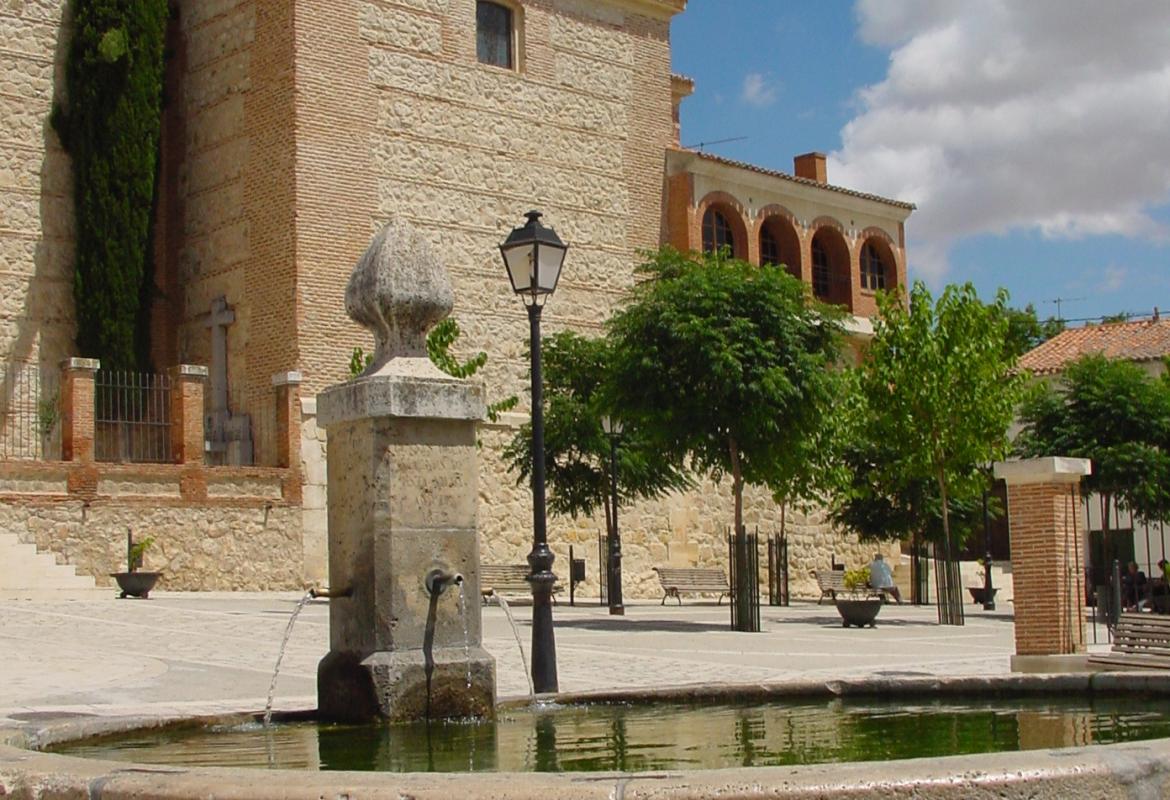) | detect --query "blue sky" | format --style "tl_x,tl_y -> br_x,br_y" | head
671,1 -> 1170,323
